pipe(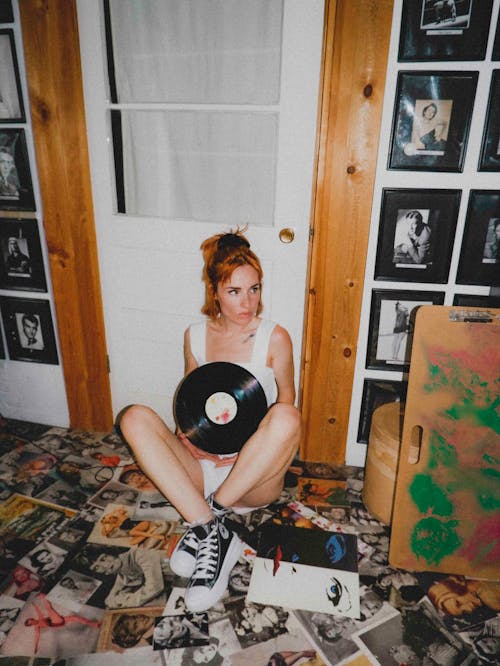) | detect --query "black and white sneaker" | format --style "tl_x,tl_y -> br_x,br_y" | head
170,496 -> 229,578
169,527 -> 200,578
184,518 -> 242,612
